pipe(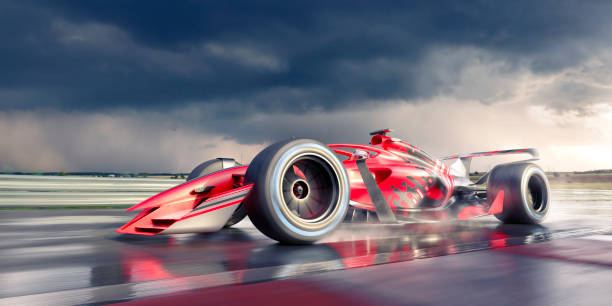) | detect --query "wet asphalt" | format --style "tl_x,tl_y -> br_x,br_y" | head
0,189 -> 611,305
